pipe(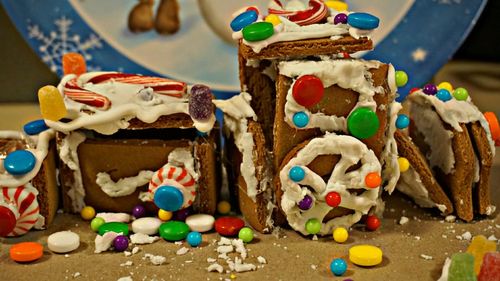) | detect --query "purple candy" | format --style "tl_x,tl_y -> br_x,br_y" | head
189,84 -> 213,121
173,208 -> 191,221
132,204 -> 146,218
298,195 -> 313,210
423,84 -> 437,95
113,235 -> 129,252
334,13 -> 348,25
